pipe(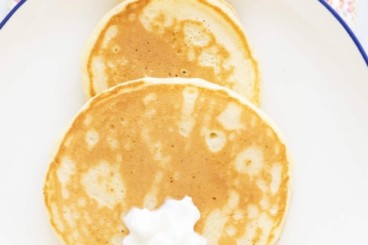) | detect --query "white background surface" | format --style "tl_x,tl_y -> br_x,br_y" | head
0,0 -> 368,244
355,0 -> 368,52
